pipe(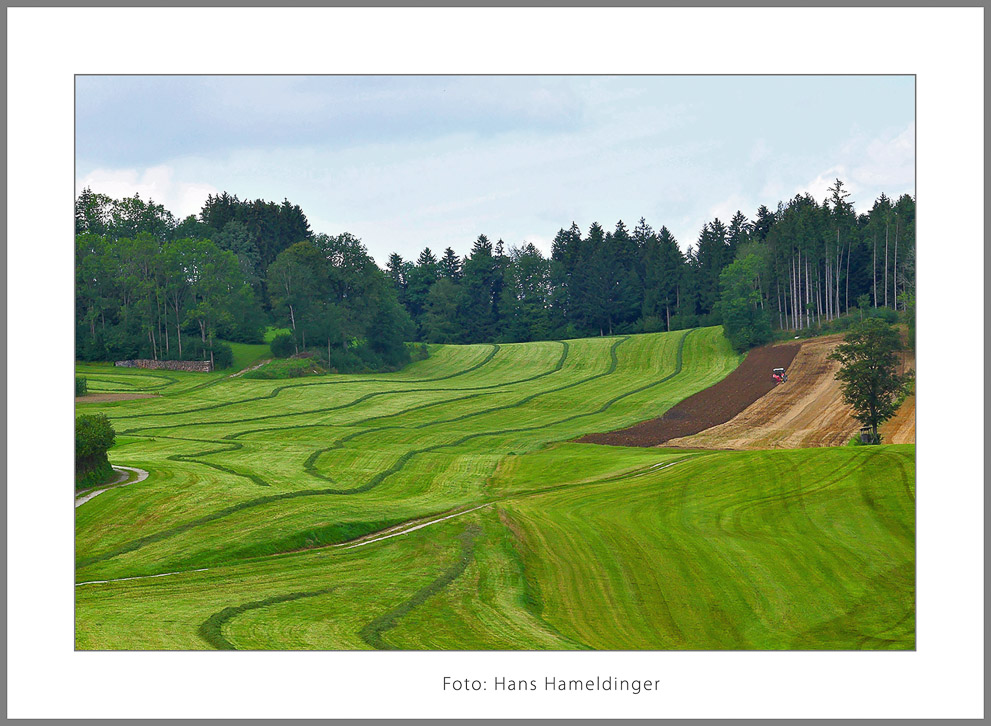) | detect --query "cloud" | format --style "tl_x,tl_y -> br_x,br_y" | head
793,122 -> 914,206
708,193 -> 750,225
76,165 -> 218,219
851,122 -> 914,189
797,166 -> 848,203
749,139 -> 770,165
